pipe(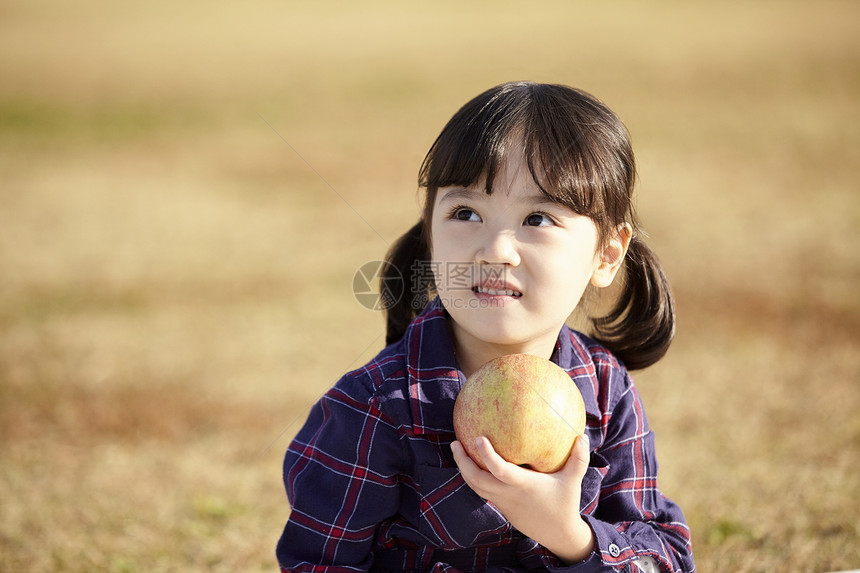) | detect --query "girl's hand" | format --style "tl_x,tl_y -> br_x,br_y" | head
450,433 -> 595,564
